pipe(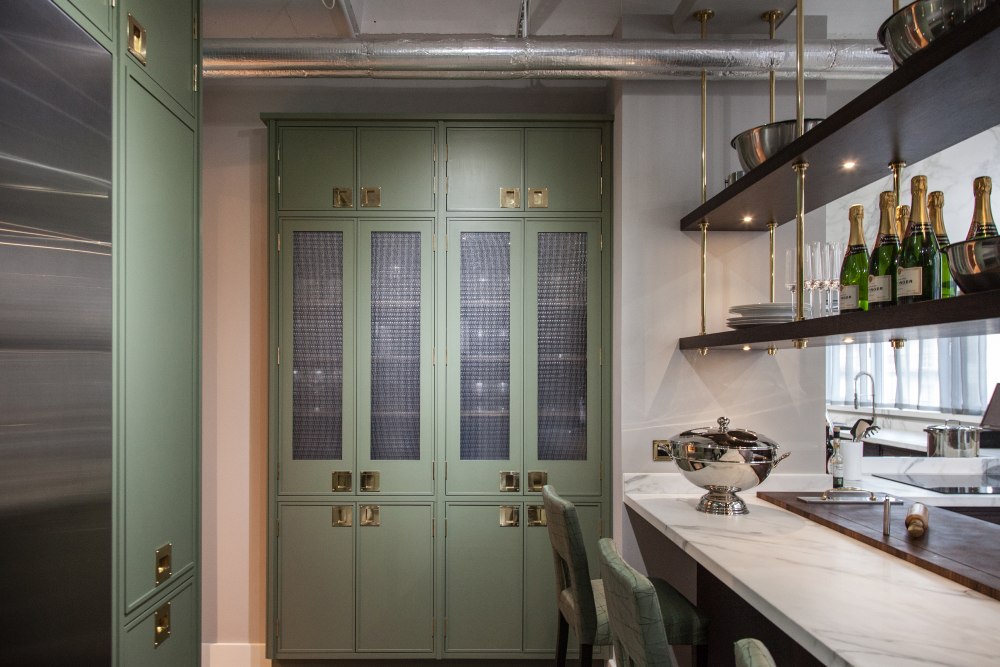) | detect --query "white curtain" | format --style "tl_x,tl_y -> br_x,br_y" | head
827,334 -> 997,415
